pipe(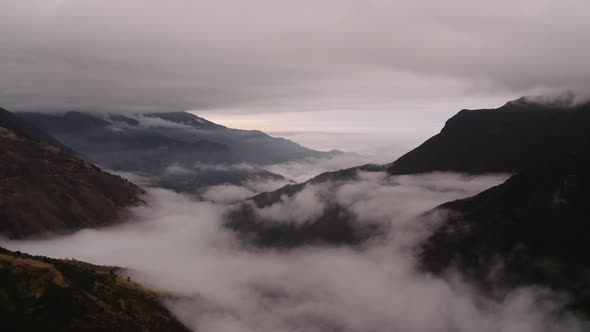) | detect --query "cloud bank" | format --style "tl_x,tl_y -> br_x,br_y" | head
2,172 -> 586,332
1,0 -> 589,111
